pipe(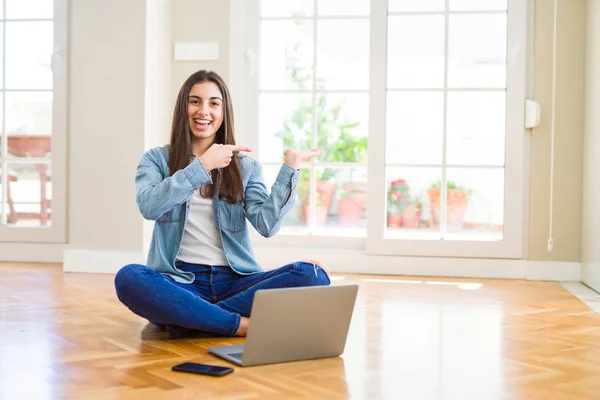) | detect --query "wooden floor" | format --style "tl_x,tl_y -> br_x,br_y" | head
1,263 -> 600,400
